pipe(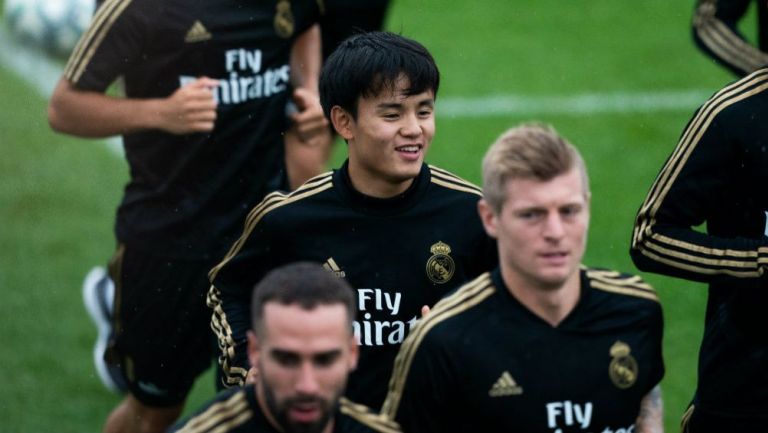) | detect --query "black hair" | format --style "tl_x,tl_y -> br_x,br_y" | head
250,262 -> 356,333
319,31 -> 440,119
